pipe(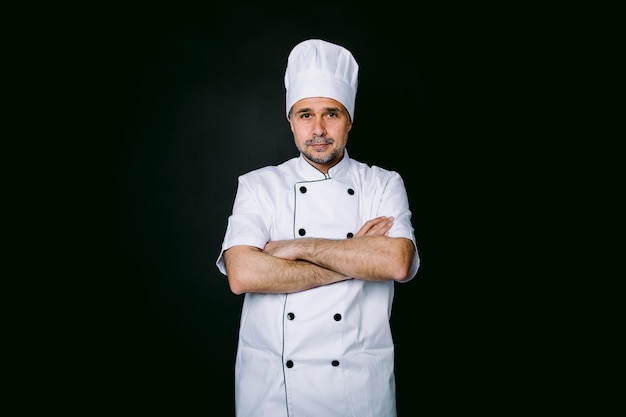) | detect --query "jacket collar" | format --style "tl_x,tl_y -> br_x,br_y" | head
297,149 -> 351,180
